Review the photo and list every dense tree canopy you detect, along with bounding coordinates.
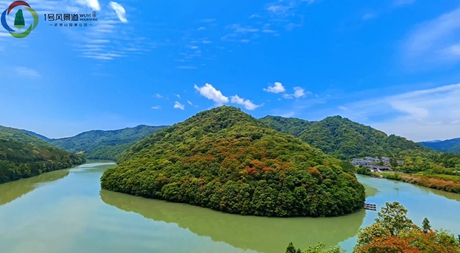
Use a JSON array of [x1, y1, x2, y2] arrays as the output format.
[[285, 202, 460, 253], [259, 116, 313, 138], [259, 116, 438, 160], [0, 135, 85, 184], [101, 106, 365, 217], [354, 202, 460, 253], [38, 125, 167, 160], [0, 125, 51, 147]]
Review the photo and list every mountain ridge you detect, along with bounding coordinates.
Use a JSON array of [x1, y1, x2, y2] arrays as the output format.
[[259, 115, 438, 160], [24, 125, 168, 160], [420, 137, 460, 154]]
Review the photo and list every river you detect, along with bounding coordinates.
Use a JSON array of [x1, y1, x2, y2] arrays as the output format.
[[0, 162, 459, 253]]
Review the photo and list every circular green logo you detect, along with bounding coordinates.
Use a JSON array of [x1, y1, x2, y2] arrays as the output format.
[[1, 1, 38, 39]]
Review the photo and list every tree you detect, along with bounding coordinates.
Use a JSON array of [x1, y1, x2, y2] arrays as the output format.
[[354, 202, 460, 253], [286, 242, 297, 253], [285, 242, 345, 253], [390, 157, 398, 167], [422, 218, 431, 233], [373, 201, 416, 236]]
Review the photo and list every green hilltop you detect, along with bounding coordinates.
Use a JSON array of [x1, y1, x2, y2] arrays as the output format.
[[259, 115, 438, 160], [101, 106, 365, 217]]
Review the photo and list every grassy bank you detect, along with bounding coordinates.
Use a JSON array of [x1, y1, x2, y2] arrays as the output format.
[[370, 171, 460, 194]]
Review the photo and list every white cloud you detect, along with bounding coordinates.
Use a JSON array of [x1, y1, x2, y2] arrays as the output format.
[[109, 2, 128, 23], [202, 40, 212, 44], [197, 27, 206, 31], [283, 87, 308, 99], [403, 8, 460, 65], [76, 0, 101, 11], [336, 83, 460, 141], [267, 5, 291, 15], [151, 106, 161, 110], [293, 87, 307, 98], [174, 101, 185, 110], [263, 82, 285, 93], [227, 24, 259, 33], [194, 83, 229, 105], [187, 100, 193, 105], [153, 93, 162, 98], [230, 95, 263, 110], [15, 67, 40, 78], [175, 94, 180, 98]]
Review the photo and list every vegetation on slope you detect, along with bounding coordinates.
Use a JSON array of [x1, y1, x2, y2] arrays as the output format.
[[0, 125, 51, 147], [47, 125, 166, 160], [285, 202, 460, 253], [101, 106, 365, 217], [357, 153, 460, 193], [0, 137, 85, 184], [260, 116, 436, 160], [420, 138, 460, 154], [259, 116, 313, 138]]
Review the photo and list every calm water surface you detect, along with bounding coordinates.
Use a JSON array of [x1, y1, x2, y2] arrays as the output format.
[[0, 163, 459, 253]]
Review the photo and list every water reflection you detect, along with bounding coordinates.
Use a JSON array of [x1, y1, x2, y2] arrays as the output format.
[[0, 169, 70, 206], [100, 189, 367, 253]]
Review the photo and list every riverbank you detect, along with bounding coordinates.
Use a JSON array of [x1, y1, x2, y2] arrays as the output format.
[[358, 171, 460, 194]]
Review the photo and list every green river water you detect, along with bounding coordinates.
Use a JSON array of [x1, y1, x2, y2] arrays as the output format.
[[0, 162, 459, 253]]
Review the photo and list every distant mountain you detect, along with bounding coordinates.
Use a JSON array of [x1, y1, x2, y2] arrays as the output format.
[[420, 138, 460, 154], [49, 125, 167, 160], [102, 106, 365, 217], [20, 129, 51, 142], [0, 125, 85, 184], [0, 125, 51, 147], [260, 115, 437, 160]]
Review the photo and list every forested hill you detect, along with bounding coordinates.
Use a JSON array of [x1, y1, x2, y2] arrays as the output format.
[[420, 138, 460, 154], [102, 106, 365, 217], [259, 115, 437, 160], [0, 125, 51, 147], [46, 125, 167, 160], [20, 129, 51, 142], [258, 116, 313, 138], [0, 125, 85, 184]]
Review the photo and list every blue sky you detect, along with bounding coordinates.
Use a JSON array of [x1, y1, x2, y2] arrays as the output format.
[[0, 0, 460, 141]]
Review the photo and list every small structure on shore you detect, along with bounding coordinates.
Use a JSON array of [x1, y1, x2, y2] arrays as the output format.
[[364, 203, 377, 211]]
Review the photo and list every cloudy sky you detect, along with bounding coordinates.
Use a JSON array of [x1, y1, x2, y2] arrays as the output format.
[[0, 0, 459, 142]]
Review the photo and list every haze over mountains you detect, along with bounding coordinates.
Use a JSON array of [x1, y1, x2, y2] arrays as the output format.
[[420, 138, 460, 154]]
